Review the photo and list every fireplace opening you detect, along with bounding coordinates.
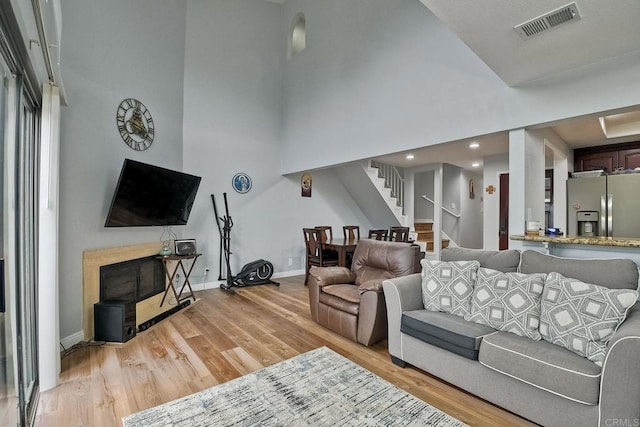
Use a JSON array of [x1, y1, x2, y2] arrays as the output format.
[[100, 256, 165, 303]]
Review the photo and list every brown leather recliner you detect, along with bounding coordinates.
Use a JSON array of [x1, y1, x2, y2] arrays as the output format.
[[308, 239, 423, 346]]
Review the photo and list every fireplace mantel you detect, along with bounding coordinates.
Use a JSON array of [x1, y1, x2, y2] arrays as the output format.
[[82, 241, 172, 340]]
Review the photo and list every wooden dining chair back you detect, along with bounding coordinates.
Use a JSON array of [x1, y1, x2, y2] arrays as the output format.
[[315, 226, 333, 243], [303, 228, 338, 285], [367, 229, 388, 241], [389, 226, 410, 242], [343, 225, 360, 241]]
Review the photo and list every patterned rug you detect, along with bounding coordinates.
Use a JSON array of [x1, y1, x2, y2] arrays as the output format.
[[123, 346, 467, 427]]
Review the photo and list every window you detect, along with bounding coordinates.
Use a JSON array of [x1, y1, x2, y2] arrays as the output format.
[[290, 13, 306, 56]]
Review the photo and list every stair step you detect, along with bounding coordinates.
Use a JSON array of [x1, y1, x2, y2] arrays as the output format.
[[416, 230, 434, 240], [414, 222, 433, 231], [420, 239, 450, 252]]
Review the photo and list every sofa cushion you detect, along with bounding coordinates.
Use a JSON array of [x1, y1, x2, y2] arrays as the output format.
[[441, 247, 521, 272], [520, 250, 639, 290], [465, 268, 546, 340], [479, 332, 602, 405], [421, 260, 479, 317], [539, 272, 638, 366], [402, 310, 496, 360]]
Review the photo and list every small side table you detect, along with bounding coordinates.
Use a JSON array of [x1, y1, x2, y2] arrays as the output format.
[[157, 253, 202, 307]]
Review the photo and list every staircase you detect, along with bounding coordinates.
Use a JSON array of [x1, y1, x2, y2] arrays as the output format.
[[365, 161, 408, 226], [414, 222, 450, 252]]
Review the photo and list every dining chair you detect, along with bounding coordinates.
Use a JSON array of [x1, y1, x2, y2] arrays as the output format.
[[343, 225, 360, 240], [315, 225, 339, 259], [303, 228, 339, 285], [389, 226, 410, 242], [315, 226, 333, 242], [368, 229, 388, 241]]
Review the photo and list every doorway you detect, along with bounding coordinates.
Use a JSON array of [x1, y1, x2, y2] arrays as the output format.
[[499, 173, 509, 250]]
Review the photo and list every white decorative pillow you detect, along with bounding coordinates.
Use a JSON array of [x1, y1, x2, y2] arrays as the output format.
[[540, 272, 638, 366], [421, 259, 479, 317], [465, 268, 546, 340]]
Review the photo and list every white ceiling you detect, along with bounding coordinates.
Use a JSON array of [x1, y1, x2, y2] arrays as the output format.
[[419, 0, 640, 86], [373, 0, 640, 171]]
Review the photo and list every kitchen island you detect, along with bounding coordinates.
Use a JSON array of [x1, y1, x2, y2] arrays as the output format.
[[510, 234, 640, 267]]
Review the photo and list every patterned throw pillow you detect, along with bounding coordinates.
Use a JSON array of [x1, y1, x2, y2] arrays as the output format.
[[421, 259, 479, 318], [540, 272, 638, 366], [465, 268, 547, 340]]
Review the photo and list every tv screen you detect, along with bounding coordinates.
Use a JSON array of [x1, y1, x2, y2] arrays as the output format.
[[105, 159, 202, 227]]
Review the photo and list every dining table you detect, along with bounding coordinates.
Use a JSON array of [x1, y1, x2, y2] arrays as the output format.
[[321, 237, 359, 268]]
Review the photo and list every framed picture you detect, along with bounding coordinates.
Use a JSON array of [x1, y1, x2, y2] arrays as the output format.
[[175, 239, 197, 256], [301, 173, 312, 197], [232, 172, 252, 194]]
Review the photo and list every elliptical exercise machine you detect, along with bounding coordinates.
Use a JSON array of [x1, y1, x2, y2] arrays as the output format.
[[212, 193, 279, 293]]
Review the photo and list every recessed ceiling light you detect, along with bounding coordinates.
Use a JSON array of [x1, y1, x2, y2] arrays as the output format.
[[598, 111, 640, 139], [469, 142, 480, 149], [471, 162, 481, 168], [406, 154, 415, 160]]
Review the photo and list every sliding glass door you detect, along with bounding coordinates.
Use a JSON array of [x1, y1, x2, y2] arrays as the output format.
[[15, 81, 39, 425], [0, 35, 41, 427], [0, 55, 17, 427]]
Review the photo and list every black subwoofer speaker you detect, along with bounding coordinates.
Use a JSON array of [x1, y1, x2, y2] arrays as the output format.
[[94, 301, 136, 342]]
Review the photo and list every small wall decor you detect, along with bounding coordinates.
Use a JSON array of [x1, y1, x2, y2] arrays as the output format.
[[469, 179, 475, 199], [301, 173, 312, 197], [116, 98, 155, 151], [486, 185, 496, 195], [232, 172, 252, 194]]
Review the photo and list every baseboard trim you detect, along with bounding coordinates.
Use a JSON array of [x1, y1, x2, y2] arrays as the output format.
[[60, 330, 85, 350], [190, 269, 305, 291], [273, 269, 305, 279]]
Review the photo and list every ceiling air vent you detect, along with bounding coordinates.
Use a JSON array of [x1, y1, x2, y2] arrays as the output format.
[[515, 3, 581, 39]]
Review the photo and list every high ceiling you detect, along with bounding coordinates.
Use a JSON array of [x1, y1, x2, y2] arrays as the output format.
[[419, 0, 640, 86], [374, 0, 640, 171]]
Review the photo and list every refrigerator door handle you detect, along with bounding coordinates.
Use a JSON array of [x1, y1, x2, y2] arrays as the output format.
[[608, 194, 613, 237], [601, 194, 607, 237]]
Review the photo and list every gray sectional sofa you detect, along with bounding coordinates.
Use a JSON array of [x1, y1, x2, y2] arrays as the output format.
[[382, 247, 640, 427]]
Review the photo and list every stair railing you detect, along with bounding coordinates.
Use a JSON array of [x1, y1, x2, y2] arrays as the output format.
[[371, 160, 404, 215], [421, 195, 461, 219]]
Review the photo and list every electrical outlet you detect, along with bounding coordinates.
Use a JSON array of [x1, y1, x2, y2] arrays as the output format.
[[288, 257, 293, 266], [204, 267, 210, 275]]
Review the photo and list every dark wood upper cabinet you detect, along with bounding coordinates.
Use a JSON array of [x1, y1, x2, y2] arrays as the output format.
[[618, 148, 640, 170], [574, 141, 640, 172]]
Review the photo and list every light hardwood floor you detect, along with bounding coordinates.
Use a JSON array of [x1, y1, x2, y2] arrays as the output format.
[[35, 276, 535, 427]]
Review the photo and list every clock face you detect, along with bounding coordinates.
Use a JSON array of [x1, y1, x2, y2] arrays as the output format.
[[116, 98, 155, 151]]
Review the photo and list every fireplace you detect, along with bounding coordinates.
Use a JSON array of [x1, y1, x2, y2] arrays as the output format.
[[83, 241, 171, 340], [100, 256, 165, 303]]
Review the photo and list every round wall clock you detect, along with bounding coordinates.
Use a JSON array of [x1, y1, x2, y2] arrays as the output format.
[[116, 98, 155, 151], [232, 173, 252, 194]]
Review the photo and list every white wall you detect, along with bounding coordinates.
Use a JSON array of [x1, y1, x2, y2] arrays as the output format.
[[459, 169, 483, 248], [280, 0, 640, 174], [58, 0, 188, 339], [182, 0, 372, 281]]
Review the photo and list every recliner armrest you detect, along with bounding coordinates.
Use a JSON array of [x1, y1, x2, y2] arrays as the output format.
[[359, 279, 384, 294], [309, 266, 355, 287]]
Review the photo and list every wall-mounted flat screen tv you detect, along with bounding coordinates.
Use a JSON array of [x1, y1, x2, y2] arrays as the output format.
[[105, 159, 202, 227]]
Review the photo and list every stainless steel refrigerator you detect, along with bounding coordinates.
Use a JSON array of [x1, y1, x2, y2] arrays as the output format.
[[567, 174, 640, 238]]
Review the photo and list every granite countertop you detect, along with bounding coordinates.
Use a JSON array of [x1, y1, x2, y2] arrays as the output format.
[[510, 234, 640, 248]]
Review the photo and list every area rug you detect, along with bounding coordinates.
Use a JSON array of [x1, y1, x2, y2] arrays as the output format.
[[123, 346, 467, 427]]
